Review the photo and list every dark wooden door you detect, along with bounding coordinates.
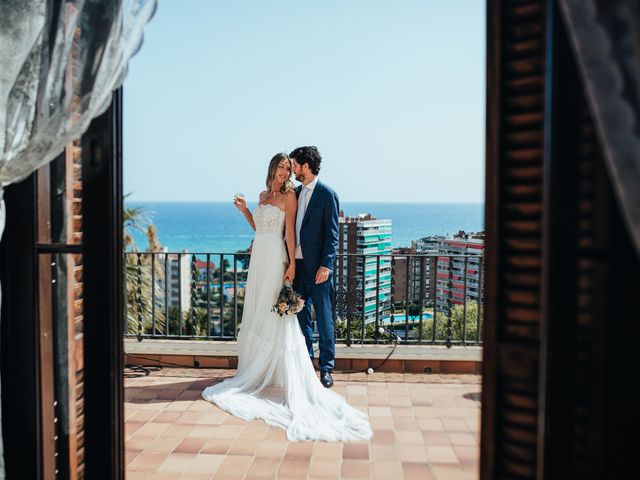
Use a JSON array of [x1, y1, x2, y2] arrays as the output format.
[[0, 91, 124, 480]]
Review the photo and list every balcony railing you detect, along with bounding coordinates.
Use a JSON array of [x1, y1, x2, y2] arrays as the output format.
[[124, 252, 484, 346]]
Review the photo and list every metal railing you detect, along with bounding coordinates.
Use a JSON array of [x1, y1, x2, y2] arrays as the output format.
[[124, 252, 484, 346]]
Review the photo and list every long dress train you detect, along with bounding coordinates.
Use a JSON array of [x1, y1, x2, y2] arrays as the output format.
[[202, 203, 372, 442]]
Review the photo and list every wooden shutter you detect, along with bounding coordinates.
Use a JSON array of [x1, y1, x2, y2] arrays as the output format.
[[1, 137, 87, 480], [482, 1, 640, 478], [482, 0, 547, 478], [36, 144, 86, 480]]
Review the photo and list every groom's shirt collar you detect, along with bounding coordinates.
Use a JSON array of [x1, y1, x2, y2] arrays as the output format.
[[304, 176, 319, 192]]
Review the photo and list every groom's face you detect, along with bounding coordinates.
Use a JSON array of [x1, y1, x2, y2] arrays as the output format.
[[292, 158, 306, 183]]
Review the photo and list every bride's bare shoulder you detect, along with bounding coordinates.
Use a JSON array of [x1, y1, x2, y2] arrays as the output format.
[[258, 190, 268, 202], [284, 191, 297, 210]]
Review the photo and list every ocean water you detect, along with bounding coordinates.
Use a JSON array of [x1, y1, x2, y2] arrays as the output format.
[[126, 201, 485, 253]]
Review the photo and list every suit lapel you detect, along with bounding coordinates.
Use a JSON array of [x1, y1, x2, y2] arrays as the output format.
[[302, 181, 321, 226]]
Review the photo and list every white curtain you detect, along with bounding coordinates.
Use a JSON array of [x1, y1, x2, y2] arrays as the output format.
[[0, 0, 157, 476]]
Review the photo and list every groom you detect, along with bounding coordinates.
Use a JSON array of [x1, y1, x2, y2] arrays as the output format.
[[290, 146, 339, 389]]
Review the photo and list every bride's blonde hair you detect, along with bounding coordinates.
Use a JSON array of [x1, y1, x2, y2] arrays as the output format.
[[266, 153, 295, 194]]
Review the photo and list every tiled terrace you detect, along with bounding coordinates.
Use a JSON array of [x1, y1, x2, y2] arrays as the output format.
[[125, 368, 481, 480]]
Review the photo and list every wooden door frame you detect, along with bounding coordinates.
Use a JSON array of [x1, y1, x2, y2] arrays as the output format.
[[480, 0, 500, 474], [481, 0, 547, 478], [81, 88, 125, 480]]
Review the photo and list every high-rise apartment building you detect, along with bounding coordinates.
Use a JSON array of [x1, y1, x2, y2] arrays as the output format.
[[155, 250, 192, 314], [338, 213, 392, 324], [390, 247, 415, 303], [434, 231, 485, 312], [410, 236, 442, 304]]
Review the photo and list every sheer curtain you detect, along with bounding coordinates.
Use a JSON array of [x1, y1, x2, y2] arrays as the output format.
[[0, 0, 157, 476]]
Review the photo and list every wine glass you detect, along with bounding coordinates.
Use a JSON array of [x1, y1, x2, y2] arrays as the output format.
[[233, 192, 246, 210]]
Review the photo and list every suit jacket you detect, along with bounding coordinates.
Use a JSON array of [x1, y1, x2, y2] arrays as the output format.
[[295, 180, 340, 276]]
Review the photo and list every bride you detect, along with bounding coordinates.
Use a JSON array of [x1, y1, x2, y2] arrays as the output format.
[[201, 153, 372, 442]]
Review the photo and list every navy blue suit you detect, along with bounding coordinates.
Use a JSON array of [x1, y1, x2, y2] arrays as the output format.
[[293, 180, 339, 373]]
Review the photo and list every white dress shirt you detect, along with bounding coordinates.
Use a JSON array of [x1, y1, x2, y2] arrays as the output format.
[[295, 176, 318, 259]]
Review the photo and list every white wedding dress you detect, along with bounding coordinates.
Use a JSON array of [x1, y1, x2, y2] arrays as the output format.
[[202, 203, 372, 442]]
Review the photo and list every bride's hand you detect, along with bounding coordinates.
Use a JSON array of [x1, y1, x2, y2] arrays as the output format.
[[283, 265, 295, 283], [233, 195, 248, 213]]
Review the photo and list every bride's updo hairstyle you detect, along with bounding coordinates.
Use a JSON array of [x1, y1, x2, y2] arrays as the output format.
[[266, 153, 295, 194]]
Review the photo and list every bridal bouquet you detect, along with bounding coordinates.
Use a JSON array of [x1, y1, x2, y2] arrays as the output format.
[[272, 280, 305, 317]]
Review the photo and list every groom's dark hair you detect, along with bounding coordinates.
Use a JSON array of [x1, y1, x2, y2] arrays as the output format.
[[290, 146, 322, 175]]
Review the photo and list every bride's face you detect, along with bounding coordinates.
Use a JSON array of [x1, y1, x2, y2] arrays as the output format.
[[273, 160, 291, 187]]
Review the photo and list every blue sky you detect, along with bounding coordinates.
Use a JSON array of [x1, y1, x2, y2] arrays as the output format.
[[123, 0, 486, 203]]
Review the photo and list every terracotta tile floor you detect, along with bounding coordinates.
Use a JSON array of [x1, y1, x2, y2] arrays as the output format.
[[125, 368, 481, 479]]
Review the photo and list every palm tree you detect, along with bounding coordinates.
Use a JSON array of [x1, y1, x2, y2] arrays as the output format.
[[124, 192, 150, 252], [124, 194, 165, 335]]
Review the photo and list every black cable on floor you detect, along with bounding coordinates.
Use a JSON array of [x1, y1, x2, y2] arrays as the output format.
[[124, 363, 156, 378], [334, 333, 400, 375], [124, 352, 197, 376]]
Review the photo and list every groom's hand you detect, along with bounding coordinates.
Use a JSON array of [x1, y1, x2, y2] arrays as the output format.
[[315, 266, 330, 284]]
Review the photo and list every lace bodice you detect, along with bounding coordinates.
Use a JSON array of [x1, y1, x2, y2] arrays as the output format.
[[254, 204, 286, 234]]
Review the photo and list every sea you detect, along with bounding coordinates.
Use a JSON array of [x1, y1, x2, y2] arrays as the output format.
[[126, 201, 485, 254]]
